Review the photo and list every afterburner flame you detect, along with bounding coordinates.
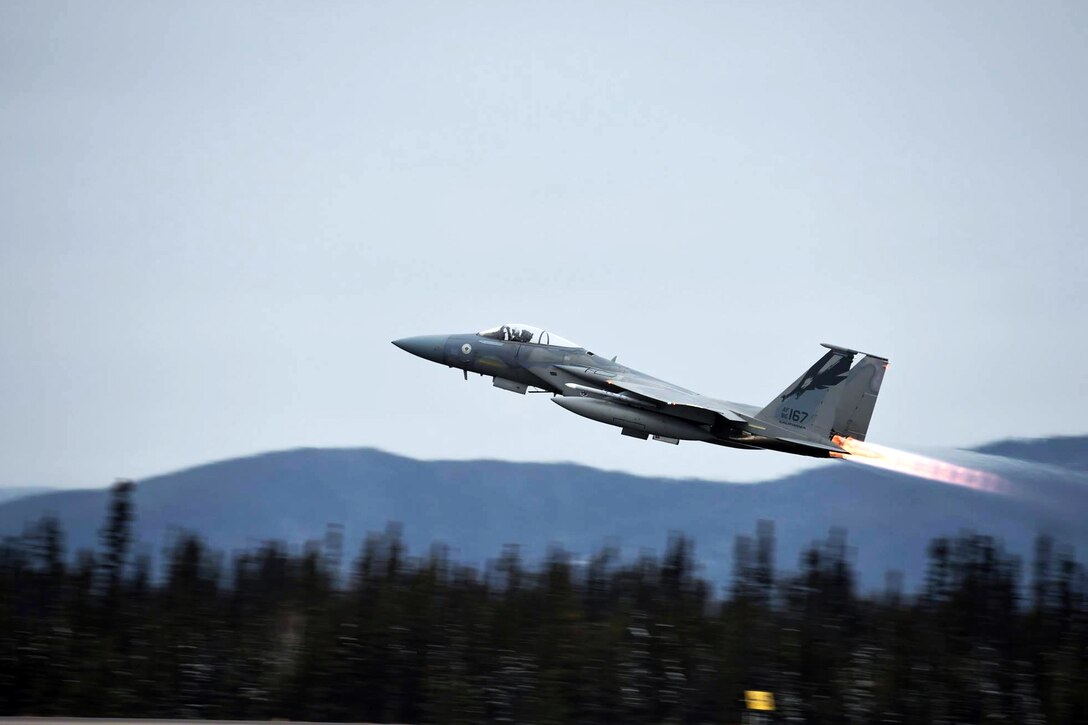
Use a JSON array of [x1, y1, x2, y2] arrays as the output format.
[[831, 436, 1008, 494]]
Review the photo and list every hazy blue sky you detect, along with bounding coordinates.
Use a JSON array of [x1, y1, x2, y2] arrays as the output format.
[[2, 2, 1085, 489]]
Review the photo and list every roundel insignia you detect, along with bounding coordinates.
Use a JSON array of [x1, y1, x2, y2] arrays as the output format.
[[461, 343, 472, 355]]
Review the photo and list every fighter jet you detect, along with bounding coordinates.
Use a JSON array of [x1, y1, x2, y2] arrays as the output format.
[[392, 323, 887, 458]]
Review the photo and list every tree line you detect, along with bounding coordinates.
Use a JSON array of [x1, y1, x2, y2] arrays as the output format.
[[1, 481, 1086, 723]]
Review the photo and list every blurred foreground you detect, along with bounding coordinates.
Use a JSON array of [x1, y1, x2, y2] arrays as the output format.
[[1, 482, 1086, 724], [0, 721, 354, 725]]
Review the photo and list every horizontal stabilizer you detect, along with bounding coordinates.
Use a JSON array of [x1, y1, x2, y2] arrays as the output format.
[[775, 436, 846, 454]]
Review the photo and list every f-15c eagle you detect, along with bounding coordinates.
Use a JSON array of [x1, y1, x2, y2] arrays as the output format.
[[393, 323, 887, 459]]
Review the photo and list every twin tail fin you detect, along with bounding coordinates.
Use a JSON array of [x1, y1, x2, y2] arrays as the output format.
[[755, 343, 888, 443]]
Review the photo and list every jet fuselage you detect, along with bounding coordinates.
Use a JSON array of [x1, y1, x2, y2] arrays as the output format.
[[393, 323, 888, 459]]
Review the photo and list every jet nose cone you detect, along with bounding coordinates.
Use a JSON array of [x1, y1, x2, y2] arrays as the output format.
[[392, 335, 449, 364]]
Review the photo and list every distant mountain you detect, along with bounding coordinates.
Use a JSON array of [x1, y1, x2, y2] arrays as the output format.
[[975, 435, 1088, 473], [0, 437, 1085, 591], [0, 487, 54, 506]]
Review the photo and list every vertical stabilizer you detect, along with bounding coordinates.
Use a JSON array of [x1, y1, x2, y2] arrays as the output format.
[[755, 346, 857, 440], [830, 354, 887, 441]]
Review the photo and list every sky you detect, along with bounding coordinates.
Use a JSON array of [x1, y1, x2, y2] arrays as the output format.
[[1, 1, 1086, 490]]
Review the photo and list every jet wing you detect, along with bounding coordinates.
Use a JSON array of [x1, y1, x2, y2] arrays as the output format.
[[551, 365, 754, 425], [604, 376, 751, 424]]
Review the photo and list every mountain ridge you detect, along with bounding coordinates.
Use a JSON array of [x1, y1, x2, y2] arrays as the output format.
[[1, 436, 1085, 591]]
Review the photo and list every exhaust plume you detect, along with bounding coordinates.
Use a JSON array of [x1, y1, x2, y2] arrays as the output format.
[[831, 435, 1009, 494]]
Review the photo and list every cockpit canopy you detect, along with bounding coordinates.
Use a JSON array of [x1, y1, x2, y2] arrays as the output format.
[[477, 323, 581, 348]]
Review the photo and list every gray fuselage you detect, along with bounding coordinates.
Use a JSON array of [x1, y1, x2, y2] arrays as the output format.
[[443, 333, 625, 393], [393, 327, 885, 459]]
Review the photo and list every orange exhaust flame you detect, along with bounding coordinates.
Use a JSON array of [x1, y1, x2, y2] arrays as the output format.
[[831, 436, 1008, 494]]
